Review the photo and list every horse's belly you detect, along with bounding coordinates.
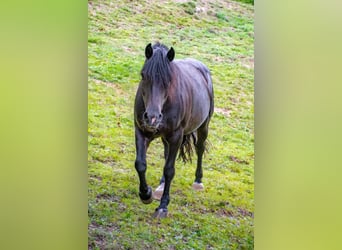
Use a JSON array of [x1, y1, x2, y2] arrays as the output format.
[[184, 100, 210, 134]]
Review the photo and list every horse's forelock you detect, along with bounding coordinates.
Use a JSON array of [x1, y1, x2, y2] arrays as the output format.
[[142, 46, 172, 89], [152, 42, 169, 51]]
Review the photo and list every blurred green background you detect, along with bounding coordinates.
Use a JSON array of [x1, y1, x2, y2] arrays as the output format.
[[255, 1, 342, 249]]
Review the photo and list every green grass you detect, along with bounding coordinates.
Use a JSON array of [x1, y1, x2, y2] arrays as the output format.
[[88, 0, 254, 249]]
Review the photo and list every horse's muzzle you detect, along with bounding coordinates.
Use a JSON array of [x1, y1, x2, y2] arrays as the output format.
[[143, 111, 163, 129]]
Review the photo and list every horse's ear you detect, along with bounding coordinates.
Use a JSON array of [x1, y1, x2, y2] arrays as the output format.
[[167, 47, 175, 62], [145, 43, 153, 59]]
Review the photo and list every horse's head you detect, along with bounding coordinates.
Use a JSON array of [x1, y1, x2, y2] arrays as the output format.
[[140, 43, 175, 130]]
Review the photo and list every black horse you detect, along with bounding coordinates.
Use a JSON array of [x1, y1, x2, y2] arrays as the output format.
[[134, 43, 214, 218]]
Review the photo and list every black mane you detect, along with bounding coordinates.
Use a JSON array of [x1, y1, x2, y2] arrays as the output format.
[[141, 43, 172, 88]]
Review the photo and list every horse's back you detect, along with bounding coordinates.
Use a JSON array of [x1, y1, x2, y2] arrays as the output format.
[[174, 58, 213, 92]]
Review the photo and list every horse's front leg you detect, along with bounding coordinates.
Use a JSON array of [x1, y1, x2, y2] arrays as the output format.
[[152, 138, 168, 200], [134, 127, 153, 204], [153, 130, 183, 218]]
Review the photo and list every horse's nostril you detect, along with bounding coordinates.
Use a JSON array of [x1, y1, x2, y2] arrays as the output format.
[[143, 112, 148, 120]]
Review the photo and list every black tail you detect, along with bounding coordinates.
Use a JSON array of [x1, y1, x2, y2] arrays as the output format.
[[178, 132, 211, 163], [178, 133, 196, 163]]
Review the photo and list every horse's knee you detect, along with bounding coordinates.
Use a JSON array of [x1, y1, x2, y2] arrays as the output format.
[[135, 159, 146, 173]]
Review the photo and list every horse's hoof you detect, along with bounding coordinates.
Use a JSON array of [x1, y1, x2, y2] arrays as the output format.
[[153, 182, 165, 200], [139, 186, 153, 204], [152, 208, 168, 219], [192, 182, 204, 190], [141, 195, 153, 204]]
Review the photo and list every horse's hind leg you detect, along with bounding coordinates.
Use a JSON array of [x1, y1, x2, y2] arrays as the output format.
[[193, 120, 209, 191], [153, 138, 168, 200]]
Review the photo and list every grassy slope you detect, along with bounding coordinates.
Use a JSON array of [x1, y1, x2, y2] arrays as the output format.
[[88, 0, 254, 249]]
